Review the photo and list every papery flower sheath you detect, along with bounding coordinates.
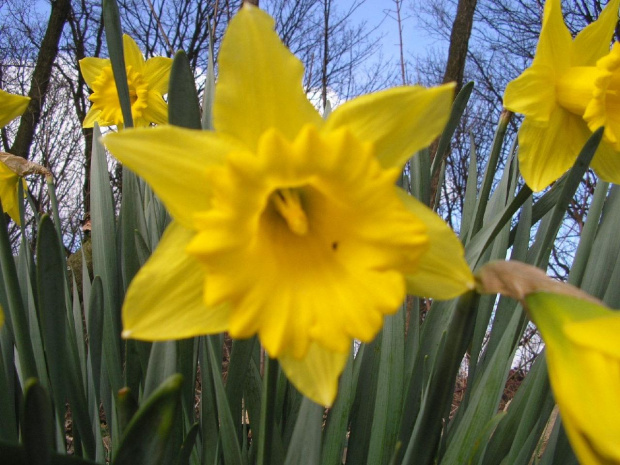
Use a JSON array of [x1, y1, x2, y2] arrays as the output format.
[[525, 292, 620, 465], [504, 0, 620, 192], [79, 35, 172, 128], [103, 5, 474, 406]]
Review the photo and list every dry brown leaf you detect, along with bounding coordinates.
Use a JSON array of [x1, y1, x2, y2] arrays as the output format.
[[475, 260, 603, 305], [0, 152, 51, 177]]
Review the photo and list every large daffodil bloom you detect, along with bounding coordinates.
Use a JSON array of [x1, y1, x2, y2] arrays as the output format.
[[79, 35, 172, 128], [526, 292, 620, 465], [504, 0, 620, 192], [103, 5, 474, 406]]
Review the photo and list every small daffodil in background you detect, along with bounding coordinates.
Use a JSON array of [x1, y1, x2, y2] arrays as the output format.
[[526, 293, 620, 465], [504, 0, 620, 192], [0, 88, 30, 224], [103, 4, 474, 406], [79, 35, 172, 128]]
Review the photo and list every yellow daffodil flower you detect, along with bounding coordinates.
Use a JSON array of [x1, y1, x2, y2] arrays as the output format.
[[0, 88, 30, 127], [103, 4, 474, 406], [0, 162, 26, 225], [504, 0, 620, 192], [79, 35, 172, 128], [525, 292, 620, 465], [0, 89, 30, 225]]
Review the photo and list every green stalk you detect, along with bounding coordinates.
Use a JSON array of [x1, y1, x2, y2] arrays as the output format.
[[0, 201, 38, 380], [471, 110, 512, 236], [401, 291, 477, 465], [257, 355, 279, 465], [45, 175, 64, 254]]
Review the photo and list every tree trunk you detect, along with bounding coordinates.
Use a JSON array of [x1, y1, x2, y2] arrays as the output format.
[[10, 0, 71, 160], [442, 0, 477, 94], [430, 0, 477, 208]]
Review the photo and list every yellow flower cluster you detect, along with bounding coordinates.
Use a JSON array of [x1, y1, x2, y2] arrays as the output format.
[[504, 0, 620, 191]]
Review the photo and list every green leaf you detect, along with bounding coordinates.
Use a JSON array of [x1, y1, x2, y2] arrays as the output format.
[[36, 215, 68, 421], [430, 81, 474, 179], [481, 355, 554, 465], [346, 336, 382, 464], [470, 111, 512, 236], [0, 201, 38, 380], [90, 124, 123, 394], [168, 51, 202, 129], [201, 39, 216, 130], [321, 351, 355, 465], [283, 398, 323, 465], [401, 292, 477, 465], [22, 379, 53, 465], [113, 374, 183, 465], [567, 180, 608, 288], [102, 0, 132, 127], [226, 336, 257, 440], [459, 134, 479, 242], [367, 308, 405, 465], [206, 336, 243, 465]]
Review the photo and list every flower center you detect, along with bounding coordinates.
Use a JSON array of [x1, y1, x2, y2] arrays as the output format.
[[556, 67, 600, 116], [188, 125, 429, 360], [89, 64, 149, 126], [270, 188, 308, 235]]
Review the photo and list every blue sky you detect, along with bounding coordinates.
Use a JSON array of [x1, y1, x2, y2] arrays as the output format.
[[345, 0, 436, 63]]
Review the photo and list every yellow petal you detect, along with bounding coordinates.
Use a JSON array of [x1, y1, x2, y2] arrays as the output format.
[[123, 34, 145, 72], [517, 109, 591, 192], [0, 162, 22, 225], [0, 89, 30, 128], [82, 108, 108, 129], [103, 126, 238, 229], [503, 65, 556, 122], [397, 190, 474, 299], [525, 292, 620, 464], [79, 57, 110, 88], [323, 84, 455, 169], [213, 4, 322, 151], [278, 342, 349, 406], [143, 93, 169, 125], [565, 315, 620, 359], [0, 305, 4, 328], [145, 56, 173, 94], [572, 0, 620, 66], [535, 0, 572, 71], [590, 138, 620, 185], [122, 222, 229, 340]]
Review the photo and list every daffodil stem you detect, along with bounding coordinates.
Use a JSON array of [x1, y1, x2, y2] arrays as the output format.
[[46, 176, 64, 255], [257, 355, 279, 465]]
